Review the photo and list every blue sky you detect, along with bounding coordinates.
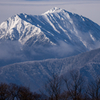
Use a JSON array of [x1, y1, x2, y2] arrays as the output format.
[[0, 0, 100, 25]]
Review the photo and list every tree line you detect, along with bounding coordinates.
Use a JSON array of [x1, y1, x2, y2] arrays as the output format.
[[44, 70, 100, 100], [0, 70, 100, 100], [0, 83, 41, 100]]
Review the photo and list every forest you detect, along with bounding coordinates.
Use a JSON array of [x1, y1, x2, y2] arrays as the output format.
[[0, 70, 100, 100]]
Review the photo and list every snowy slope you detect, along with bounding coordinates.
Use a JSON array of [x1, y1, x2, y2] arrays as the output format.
[[0, 47, 100, 91], [0, 7, 100, 66], [0, 7, 100, 49]]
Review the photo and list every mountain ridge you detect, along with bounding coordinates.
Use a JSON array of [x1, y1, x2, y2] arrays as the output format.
[[0, 7, 100, 66], [0, 7, 100, 48], [0, 47, 100, 91]]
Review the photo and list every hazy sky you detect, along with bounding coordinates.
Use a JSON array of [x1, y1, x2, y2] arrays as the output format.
[[0, 0, 100, 25]]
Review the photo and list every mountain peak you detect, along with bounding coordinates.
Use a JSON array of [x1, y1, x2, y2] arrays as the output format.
[[43, 7, 62, 15], [0, 7, 100, 55]]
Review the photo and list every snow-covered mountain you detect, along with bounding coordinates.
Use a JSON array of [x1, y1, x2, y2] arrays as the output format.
[[0, 7, 100, 91], [0, 7, 100, 48], [0, 7, 100, 66], [0, 47, 100, 92]]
